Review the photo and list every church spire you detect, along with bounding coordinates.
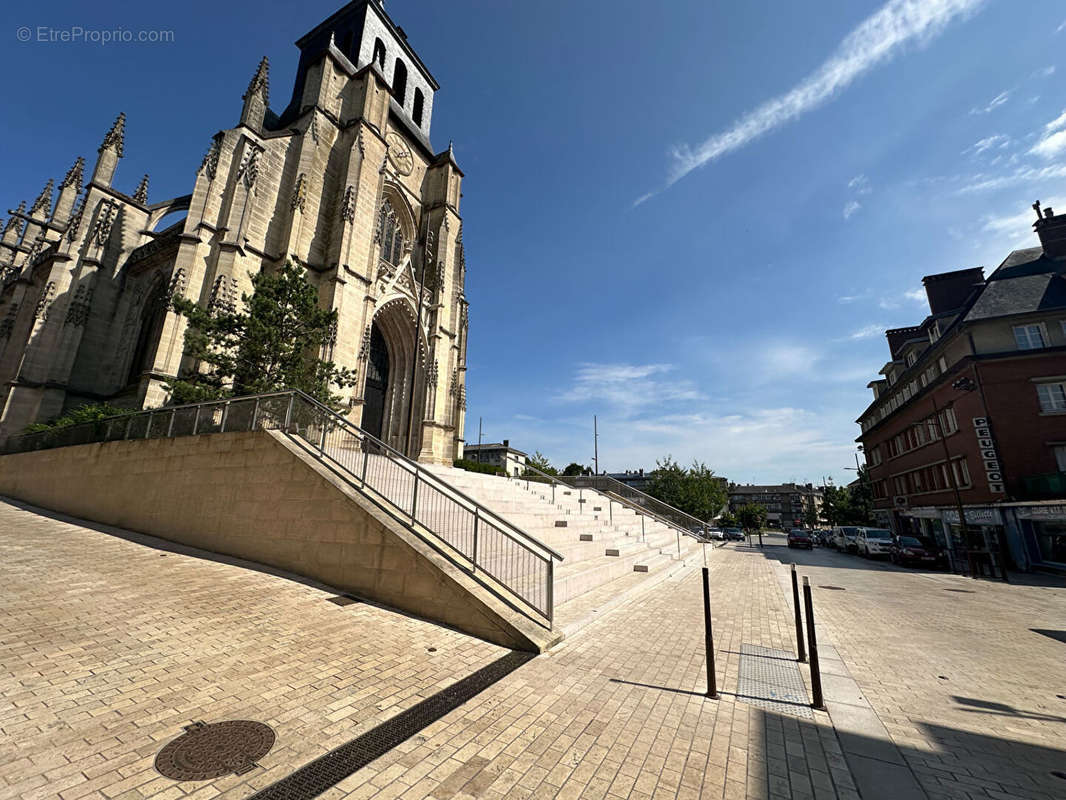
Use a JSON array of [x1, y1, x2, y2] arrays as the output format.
[[240, 57, 270, 131], [60, 157, 85, 191], [91, 112, 126, 187], [29, 179, 54, 218], [133, 174, 149, 205], [2, 202, 25, 245]]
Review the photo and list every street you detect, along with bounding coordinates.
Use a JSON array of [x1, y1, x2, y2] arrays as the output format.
[[757, 532, 1066, 800]]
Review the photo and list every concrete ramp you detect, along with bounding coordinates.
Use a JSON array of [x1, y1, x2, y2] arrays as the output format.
[[0, 430, 559, 652]]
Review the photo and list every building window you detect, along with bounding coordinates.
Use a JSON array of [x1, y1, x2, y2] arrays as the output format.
[[1014, 323, 1046, 350], [928, 322, 940, 343], [1037, 382, 1066, 413], [378, 200, 405, 265], [1053, 445, 1066, 472], [906, 352, 917, 367], [413, 88, 424, 127], [393, 59, 408, 106], [940, 406, 958, 434], [938, 356, 947, 373], [373, 38, 386, 69]]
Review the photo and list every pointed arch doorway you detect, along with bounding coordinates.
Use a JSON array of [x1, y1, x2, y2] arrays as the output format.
[[361, 324, 389, 440], [360, 299, 427, 457]]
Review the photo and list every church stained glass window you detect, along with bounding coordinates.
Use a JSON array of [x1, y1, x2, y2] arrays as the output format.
[[378, 200, 405, 266]]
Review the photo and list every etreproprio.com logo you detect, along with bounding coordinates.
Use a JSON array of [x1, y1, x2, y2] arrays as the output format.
[[16, 26, 175, 44]]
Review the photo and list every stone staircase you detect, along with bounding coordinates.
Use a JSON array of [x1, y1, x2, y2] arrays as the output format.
[[423, 465, 705, 631]]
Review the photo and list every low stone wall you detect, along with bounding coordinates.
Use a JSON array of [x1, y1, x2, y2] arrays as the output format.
[[0, 430, 556, 651]]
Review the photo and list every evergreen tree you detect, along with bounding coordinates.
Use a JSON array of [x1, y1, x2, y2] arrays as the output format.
[[168, 263, 357, 406]]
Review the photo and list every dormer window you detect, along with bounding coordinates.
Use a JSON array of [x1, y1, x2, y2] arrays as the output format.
[[928, 322, 940, 343], [378, 200, 405, 266]]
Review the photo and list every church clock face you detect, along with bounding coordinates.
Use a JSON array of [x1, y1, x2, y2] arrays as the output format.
[[385, 132, 414, 176]]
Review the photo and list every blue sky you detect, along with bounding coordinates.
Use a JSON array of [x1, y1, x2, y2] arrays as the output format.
[[2, 1, 1063, 484]]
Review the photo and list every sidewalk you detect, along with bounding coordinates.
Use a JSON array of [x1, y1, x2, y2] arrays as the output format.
[[1, 498, 858, 799]]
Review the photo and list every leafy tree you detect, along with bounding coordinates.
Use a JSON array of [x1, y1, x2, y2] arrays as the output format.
[[646, 456, 728, 522], [525, 451, 558, 476], [821, 473, 874, 526], [168, 263, 357, 406], [718, 511, 739, 528], [736, 502, 768, 533], [24, 402, 135, 433], [804, 507, 819, 529], [562, 462, 589, 476]]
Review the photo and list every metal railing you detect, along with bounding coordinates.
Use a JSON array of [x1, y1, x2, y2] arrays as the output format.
[[3, 390, 563, 626], [509, 460, 713, 548]]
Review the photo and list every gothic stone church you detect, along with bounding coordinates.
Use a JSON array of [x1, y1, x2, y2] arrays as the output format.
[[0, 0, 469, 463]]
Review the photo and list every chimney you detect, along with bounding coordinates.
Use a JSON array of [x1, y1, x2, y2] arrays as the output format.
[[1033, 201, 1066, 260], [921, 267, 985, 315], [502, 439, 509, 448]]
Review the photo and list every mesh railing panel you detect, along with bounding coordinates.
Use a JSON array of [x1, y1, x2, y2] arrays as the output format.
[[1, 390, 557, 623]]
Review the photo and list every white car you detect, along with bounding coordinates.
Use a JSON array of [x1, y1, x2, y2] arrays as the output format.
[[705, 528, 726, 541], [857, 528, 894, 558]]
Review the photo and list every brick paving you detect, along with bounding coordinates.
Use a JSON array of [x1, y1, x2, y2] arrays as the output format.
[[769, 538, 1066, 800], [0, 498, 860, 799]]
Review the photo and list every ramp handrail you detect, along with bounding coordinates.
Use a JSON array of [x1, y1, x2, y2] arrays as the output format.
[[511, 460, 711, 544], [3, 390, 562, 625]]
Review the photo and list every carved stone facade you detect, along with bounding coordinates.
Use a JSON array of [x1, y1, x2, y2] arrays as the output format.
[[0, 0, 468, 463]]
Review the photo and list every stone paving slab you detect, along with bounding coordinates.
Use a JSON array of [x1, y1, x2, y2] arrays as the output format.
[[767, 537, 1066, 800], [0, 499, 858, 800], [0, 498, 507, 800]]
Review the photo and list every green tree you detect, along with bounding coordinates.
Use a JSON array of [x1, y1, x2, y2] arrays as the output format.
[[821, 474, 874, 526], [168, 263, 357, 406], [718, 511, 739, 528], [24, 402, 135, 433], [736, 502, 768, 533], [525, 451, 558, 476], [562, 462, 588, 476], [646, 456, 728, 522], [804, 506, 819, 529]]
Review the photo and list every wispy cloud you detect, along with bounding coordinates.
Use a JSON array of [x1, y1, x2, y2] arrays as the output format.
[[956, 162, 1066, 194], [903, 288, 926, 303], [1057, 20, 1066, 33], [556, 362, 704, 411], [848, 174, 872, 195], [1034, 65, 1056, 79], [850, 324, 886, 340], [838, 293, 867, 304], [966, 134, 1010, 155], [982, 198, 1061, 241], [970, 90, 1010, 115], [1031, 109, 1066, 159], [843, 200, 863, 220], [637, 0, 985, 202]]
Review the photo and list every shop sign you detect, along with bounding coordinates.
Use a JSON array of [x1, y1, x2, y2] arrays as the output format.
[[943, 507, 1001, 525], [972, 417, 1004, 493], [905, 507, 941, 519], [1013, 505, 1066, 521]]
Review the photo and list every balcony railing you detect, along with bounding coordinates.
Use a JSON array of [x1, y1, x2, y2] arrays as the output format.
[[3, 390, 563, 626]]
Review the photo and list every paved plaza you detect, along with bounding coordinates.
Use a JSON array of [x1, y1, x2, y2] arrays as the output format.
[[2, 497, 1065, 800]]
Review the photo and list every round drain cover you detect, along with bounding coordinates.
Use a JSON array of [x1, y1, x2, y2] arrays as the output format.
[[155, 720, 275, 781]]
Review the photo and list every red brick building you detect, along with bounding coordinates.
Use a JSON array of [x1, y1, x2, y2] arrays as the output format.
[[855, 202, 1066, 573]]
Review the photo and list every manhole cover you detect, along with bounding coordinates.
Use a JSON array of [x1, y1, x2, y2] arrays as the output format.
[[945, 589, 975, 593], [820, 586, 846, 591], [155, 720, 274, 781]]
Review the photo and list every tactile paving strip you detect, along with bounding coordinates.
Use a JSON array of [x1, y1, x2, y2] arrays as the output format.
[[737, 643, 813, 718], [247, 650, 534, 799]]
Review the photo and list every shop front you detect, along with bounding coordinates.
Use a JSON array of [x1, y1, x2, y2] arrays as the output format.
[[942, 507, 1009, 577], [1006, 504, 1066, 572]]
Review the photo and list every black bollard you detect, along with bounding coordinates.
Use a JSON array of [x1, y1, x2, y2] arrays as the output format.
[[802, 577, 825, 710], [701, 567, 718, 699], [791, 565, 806, 663]]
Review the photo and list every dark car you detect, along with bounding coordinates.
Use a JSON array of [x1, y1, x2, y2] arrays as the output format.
[[787, 529, 813, 549], [723, 528, 745, 541], [890, 535, 939, 567]]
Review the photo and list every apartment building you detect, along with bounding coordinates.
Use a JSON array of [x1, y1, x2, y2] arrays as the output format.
[[856, 201, 1066, 573]]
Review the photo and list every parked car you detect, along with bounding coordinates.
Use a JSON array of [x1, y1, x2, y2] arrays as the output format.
[[857, 528, 894, 558], [787, 529, 813, 549], [705, 528, 726, 541], [723, 528, 745, 541], [889, 535, 939, 567], [830, 526, 862, 552]]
